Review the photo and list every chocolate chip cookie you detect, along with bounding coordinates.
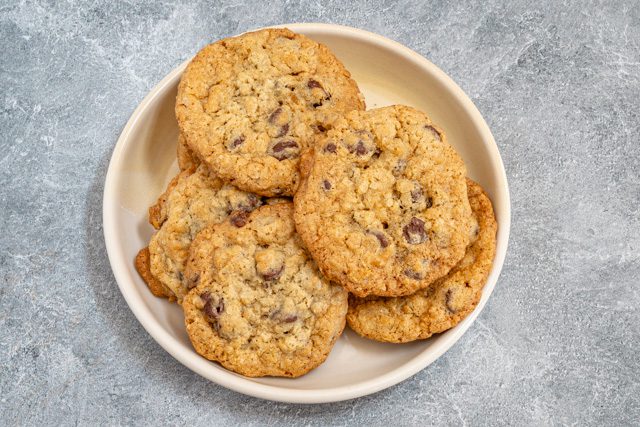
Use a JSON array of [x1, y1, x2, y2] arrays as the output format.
[[346, 179, 497, 343], [294, 105, 473, 297], [183, 202, 348, 377], [176, 28, 365, 197], [148, 164, 264, 303]]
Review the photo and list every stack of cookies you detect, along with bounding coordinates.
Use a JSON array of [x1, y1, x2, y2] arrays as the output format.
[[135, 28, 497, 378]]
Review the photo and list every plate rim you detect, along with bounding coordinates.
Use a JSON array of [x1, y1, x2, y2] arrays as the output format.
[[103, 22, 511, 404]]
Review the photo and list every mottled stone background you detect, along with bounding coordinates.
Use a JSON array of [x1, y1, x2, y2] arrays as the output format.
[[1, 0, 638, 425]]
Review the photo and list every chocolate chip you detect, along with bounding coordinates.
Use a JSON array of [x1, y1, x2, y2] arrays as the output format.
[[203, 297, 225, 322], [307, 79, 331, 105], [404, 269, 424, 280], [200, 291, 211, 303], [272, 140, 298, 151], [270, 140, 299, 161], [261, 265, 284, 281], [268, 107, 282, 124], [410, 185, 423, 203], [353, 140, 369, 156], [348, 131, 374, 157], [271, 310, 298, 323], [227, 135, 245, 151], [276, 123, 289, 138], [425, 197, 433, 208], [403, 217, 427, 244], [445, 289, 456, 312], [346, 140, 368, 156], [425, 125, 441, 142], [368, 230, 389, 248], [316, 124, 327, 133], [307, 79, 322, 89], [323, 180, 332, 190], [188, 273, 200, 289], [283, 314, 298, 323], [324, 142, 337, 153], [177, 271, 184, 281], [230, 210, 249, 227]]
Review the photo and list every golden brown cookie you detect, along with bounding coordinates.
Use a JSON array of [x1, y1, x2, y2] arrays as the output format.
[[183, 203, 348, 377], [346, 179, 497, 343], [294, 105, 473, 297], [134, 247, 176, 301], [176, 28, 365, 197], [148, 164, 264, 303]]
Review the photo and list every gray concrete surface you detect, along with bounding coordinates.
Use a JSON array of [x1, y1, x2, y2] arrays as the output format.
[[1, 0, 639, 425]]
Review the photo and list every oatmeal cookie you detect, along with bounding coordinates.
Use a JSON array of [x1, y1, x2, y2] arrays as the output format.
[[294, 105, 473, 297], [176, 28, 365, 196], [183, 202, 348, 377], [346, 179, 497, 342], [148, 164, 263, 302]]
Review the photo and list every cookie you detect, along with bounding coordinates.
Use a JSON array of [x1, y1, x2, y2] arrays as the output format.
[[177, 133, 200, 171], [176, 28, 365, 197], [134, 247, 176, 301], [346, 179, 497, 343], [148, 167, 192, 230], [294, 105, 473, 297], [148, 163, 264, 303], [183, 202, 348, 377]]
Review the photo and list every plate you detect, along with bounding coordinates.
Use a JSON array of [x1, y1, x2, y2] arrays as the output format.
[[103, 23, 510, 403]]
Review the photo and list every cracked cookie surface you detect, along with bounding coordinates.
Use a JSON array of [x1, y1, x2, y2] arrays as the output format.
[[183, 202, 348, 377], [294, 105, 473, 297], [148, 164, 263, 303], [176, 28, 365, 197], [346, 179, 497, 343]]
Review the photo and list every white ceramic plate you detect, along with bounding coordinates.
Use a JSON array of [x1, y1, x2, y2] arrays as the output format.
[[103, 23, 510, 403]]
